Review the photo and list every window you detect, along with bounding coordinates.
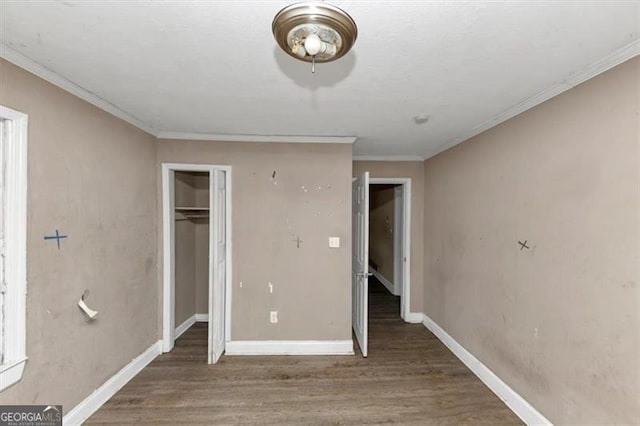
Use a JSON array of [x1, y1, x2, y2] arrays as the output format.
[[0, 106, 28, 392]]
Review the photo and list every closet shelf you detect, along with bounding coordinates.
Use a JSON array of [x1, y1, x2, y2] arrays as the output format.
[[175, 206, 209, 221], [175, 206, 209, 211]]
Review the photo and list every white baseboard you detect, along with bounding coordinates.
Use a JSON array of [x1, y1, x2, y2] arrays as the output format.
[[175, 314, 209, 339], [176, 314, 209, 339], [225, 340, 354, 355], [175, 315, 197, 339], [369, 267, 399, 296], [403, 312, 424, 323], [421, 314, 552, 425], [63, 340, 162, 425]]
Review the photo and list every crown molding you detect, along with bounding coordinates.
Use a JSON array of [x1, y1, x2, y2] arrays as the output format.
[[0, 47, 357, 146], [3, 37, 636, 157], [353, 155, 425, 162], [1, 44, 155, 136], [157, 131, 357, 144], [424, 39, 640, 160]]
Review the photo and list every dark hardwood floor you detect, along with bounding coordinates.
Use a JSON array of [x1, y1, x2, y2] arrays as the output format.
[[88, 278, 522, 425]]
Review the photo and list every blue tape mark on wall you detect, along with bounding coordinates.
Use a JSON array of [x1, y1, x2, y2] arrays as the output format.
[[44, 229, 68, 250]]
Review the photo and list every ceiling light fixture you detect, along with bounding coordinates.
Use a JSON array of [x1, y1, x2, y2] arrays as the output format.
[[272, 2, 357, 74]]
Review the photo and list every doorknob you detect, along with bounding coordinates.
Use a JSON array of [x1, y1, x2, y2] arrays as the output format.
[[357, 272, 373, 278]]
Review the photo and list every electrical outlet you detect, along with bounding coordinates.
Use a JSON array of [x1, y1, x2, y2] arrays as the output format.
[[329, 237, 340, 248], [270, 311, 278, 324]]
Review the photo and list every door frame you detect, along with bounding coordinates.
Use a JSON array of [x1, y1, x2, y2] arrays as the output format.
[[161, 163, 232, 353], [368, 177, 411, 321], [0, 106, 28, 390]]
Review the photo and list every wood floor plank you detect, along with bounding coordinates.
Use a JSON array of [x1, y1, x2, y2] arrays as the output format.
[[87, 278, 522, 425]]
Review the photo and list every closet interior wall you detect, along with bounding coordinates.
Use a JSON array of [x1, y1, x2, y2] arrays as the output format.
[[174, 171, 210, 327]]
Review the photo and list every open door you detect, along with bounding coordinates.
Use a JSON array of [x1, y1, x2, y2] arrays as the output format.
[[209, 169, 227, 364], [352, 172, 370, 357]]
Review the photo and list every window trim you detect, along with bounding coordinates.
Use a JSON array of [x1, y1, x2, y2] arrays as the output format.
[[0, 105, 28, 392]]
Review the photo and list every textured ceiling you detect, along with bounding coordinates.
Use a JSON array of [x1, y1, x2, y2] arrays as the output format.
[[1, 1, 638, 158]]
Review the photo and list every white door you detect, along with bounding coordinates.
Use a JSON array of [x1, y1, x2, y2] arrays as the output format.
[[209, 169, 227, 364], [352, 172, 370, 357]]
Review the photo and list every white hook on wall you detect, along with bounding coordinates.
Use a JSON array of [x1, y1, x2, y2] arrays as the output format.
[[78, 290, 98, 320]]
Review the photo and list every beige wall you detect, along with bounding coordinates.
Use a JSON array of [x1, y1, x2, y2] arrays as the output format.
[[422, 57, 639, 424], [195, 221, 209, 314], [175, 219, 196, 325], [0, 60, 158, 408], [193, 173, 209, 208], [192, 173, 210, 315], [369, 185, 396, 283], [158, 141, 353, 340], [353, 162, 424, 313], [174, 171, 196, 207], [174, 172, 197, 325]]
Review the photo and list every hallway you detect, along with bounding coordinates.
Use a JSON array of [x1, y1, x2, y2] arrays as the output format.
[[88, 278, 521, 424]]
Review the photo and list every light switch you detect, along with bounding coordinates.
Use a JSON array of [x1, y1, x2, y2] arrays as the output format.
[[329, 237, 340, 248]]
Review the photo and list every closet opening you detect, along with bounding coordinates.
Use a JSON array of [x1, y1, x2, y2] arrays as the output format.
[[162, 163, 231, 364], [174, 171, 210, 350]]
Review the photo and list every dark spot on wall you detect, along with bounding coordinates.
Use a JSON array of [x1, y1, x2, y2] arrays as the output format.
[[144, 257, 154, 274]]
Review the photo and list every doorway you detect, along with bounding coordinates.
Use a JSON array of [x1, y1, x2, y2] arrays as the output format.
[[352, 174, 411, 357], [368, 183, 403, 299], [173, 171, 209, 343], [161, 163, 232, 364]]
